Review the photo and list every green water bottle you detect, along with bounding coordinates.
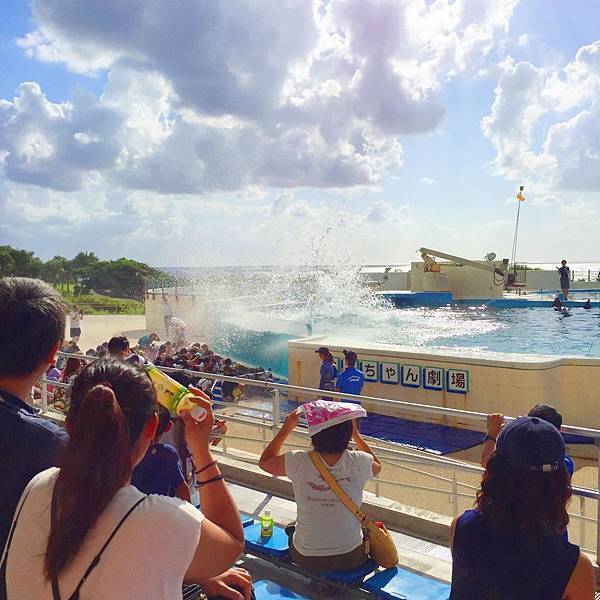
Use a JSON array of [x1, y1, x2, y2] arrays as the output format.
[[261, 509, 273, 538]]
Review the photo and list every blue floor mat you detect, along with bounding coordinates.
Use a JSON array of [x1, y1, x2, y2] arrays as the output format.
[[234, 397, 483, 455], [562, 432, 594, 445], [359, 414, 484, 455], [220, 397, 594, 450], [363, 566, 450, 600]]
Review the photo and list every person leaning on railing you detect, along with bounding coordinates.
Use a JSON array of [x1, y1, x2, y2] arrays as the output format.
[[2, 358, 249, 600], [450, 416, 595, 600]]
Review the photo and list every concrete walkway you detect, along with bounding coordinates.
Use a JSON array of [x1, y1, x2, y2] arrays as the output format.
[[66, 314, 146, 350]]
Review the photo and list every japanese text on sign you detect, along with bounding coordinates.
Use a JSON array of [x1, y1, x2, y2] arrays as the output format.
[[380, 362, 400, 384], [447, 369, 469, 393], [328, 353, 469, 392], [423, 367, 444, 391], [401, 364, 421, 388], [361, 360, 379, 382]]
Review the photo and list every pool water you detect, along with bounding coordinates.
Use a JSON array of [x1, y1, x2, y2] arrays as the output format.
[[306, 305, 600, 358], [210, 305, 600, 379]]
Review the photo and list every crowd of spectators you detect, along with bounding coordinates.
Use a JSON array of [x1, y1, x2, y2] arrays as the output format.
[[0, 276, 597, 599], [45, 329, 274, 414]]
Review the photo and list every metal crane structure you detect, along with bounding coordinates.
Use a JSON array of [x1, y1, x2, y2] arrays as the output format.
[[419, 247, 507, 282]]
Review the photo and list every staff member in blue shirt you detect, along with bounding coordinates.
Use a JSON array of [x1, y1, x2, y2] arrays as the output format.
[[0, 277, 69, 549], [335, 350, 365, 403], [315, 346, 336, 400]]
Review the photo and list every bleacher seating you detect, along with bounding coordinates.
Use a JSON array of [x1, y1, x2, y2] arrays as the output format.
[[244, 522, 290, 559], [254, 579, 311, 600], [241, 513, 254, 528], [363, 566, 450, 600], [318, 559, 378, 584], [242, 520, 450, 599]]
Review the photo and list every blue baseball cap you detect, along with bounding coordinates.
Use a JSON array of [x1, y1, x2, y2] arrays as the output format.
[[496, 416, 565, 473]]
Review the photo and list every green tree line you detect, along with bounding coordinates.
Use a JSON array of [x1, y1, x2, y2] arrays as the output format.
[[0, 245, 172, 300]]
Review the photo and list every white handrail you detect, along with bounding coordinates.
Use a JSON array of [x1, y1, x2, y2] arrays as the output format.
[[58, 352, 600, 439], [43, 355, 600, 557]]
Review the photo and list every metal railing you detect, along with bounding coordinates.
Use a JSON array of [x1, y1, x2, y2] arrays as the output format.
[[38, 355, 600, 558]]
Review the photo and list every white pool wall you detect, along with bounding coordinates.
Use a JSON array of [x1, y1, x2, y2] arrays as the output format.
[[288, 336, 600, 433]]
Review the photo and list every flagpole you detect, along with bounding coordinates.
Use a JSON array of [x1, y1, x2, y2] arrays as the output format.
[[510, 186, 524, 272]]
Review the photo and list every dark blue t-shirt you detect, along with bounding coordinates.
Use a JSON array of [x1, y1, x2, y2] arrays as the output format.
[[451, 509, 579, 600], [335, 367, 365, 400], [319, 362, 336, 390], [132, 442, 185, 497], [0, 390, 69, 549]]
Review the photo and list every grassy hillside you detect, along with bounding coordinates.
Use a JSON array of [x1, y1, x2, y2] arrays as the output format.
[[59, 289, 145, 315]]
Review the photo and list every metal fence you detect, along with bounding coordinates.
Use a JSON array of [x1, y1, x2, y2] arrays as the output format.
[[39, 354, 600, 558]]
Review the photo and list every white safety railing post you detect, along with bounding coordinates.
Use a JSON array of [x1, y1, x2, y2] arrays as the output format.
[[272, 389, 281, 434], [261, 411, 267, 450], [578, 495, 586, 550], [451, 472, 459, 517], [41, 380, 48, 413]]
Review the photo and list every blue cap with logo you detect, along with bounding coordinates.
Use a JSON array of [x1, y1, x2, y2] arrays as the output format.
[[496, 416, 565, 473]]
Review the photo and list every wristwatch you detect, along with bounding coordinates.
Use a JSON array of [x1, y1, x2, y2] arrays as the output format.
[[483, 434, 497, 444]]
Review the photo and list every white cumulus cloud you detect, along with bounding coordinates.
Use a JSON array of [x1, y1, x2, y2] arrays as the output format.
[[0, 0, 520, 195]]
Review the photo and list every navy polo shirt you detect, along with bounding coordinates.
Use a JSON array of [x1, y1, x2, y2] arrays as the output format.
[[0, 390, 69, 549], [131, 442, 185, 497]]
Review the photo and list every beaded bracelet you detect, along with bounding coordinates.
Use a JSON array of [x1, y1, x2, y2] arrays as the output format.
[[194, 460, 217, 475], [195, 474, 225, 488]]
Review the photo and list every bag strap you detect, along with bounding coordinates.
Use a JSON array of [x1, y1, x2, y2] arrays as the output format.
[[308, 451, 370, 527], [0, 486, 34, 599], [50, 488, 147, 600]]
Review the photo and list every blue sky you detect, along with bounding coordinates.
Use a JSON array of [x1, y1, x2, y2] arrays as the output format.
[[1, 1, 599, 267]]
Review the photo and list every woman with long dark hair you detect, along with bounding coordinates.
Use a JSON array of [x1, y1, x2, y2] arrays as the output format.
[[4, 359, 245, 599], [450, 416, 595, 599]]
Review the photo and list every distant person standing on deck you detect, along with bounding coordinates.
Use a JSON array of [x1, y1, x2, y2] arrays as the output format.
[[162, 296, 173, 336], [69, 304, 83, 343], [335, 350, 365, 404], [557, 260, 570, 300], [316, 346, 336, 400]]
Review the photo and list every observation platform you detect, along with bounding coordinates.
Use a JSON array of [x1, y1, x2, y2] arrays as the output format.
[[377, 290, 600, 309]]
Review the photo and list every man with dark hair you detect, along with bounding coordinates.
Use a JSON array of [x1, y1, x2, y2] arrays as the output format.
[[335, 350, 365, 403], [0, 277, 69, 548], [107, 335, 130, 358], [108, 335, 147, 365], [481, 404, 574, 476]]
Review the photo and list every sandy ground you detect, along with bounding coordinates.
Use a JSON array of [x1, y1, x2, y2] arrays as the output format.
[[66, 314, 147, 350]]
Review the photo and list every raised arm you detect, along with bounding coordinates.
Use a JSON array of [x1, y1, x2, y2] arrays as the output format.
[[480, 414, 504, 468], [258, 409, 300, 476], [352, 419, 381, 476], [183, 390, 244, 582]]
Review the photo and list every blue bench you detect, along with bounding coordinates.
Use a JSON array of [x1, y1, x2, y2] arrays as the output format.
[[254, 579, 311, 600], [362, 566, 450, 600], [244, 523, 290, 558], [241, 513, 254, 528], [319, 559, 378, 584]]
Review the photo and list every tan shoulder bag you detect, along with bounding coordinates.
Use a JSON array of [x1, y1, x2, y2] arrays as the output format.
[[308, 450, 399, 568]]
